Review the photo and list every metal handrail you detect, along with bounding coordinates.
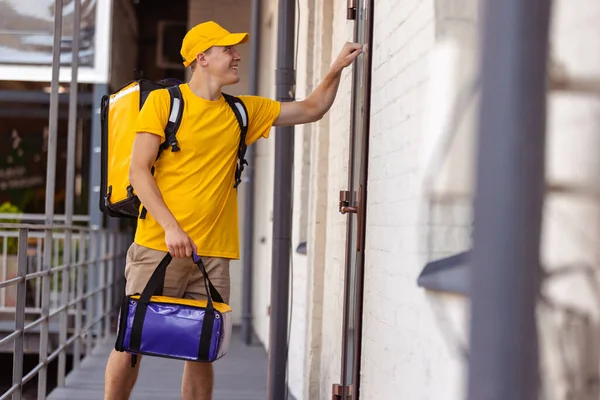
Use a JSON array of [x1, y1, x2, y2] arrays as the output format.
[[0, 223, 129, 400], [0, 214, 90, 223]]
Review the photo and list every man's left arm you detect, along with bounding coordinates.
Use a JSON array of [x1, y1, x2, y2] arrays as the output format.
[[274, 42, 363, 127]]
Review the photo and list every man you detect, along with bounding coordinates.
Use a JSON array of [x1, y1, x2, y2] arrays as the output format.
[[104, 20, 362, 400]]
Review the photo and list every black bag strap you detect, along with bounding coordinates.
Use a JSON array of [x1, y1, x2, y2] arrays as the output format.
[[191, 253, 225, 303], [139, 85, 184, 220], [191, 253, 220, 360], [128, 252, 225, 359], [128, 253, 173, 352], [222, 93, 249, 189]]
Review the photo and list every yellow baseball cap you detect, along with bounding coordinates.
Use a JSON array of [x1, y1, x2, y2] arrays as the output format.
[[180, 21, 249, 67]]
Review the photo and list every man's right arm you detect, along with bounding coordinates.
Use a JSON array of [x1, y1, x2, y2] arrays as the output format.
[[129, 132, 197, 257]]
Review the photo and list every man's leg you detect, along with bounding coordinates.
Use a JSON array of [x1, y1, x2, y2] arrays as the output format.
[[181, 362, 214, 400], [181, 257, 231, 400], [104, 352, 142, 400]]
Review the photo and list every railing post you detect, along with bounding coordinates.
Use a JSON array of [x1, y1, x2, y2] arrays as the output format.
[[73, 233, 86, 370], [98, 230, 107, 340], [12, 228, 28, 400], [57, 232, 71, 387], [85, 230, 98, 356], [104, 232, 115, 339], [1, 235, 7, 308], [86, 229, 102, 355], [57, 0, 82, 385], [39, 0, 64, 396]]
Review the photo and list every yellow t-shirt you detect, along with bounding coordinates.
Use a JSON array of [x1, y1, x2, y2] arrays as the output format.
[[133, 83, 281, 259]]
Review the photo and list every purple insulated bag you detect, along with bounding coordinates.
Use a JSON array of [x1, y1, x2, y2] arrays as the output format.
[[114, 252, 232, 363]]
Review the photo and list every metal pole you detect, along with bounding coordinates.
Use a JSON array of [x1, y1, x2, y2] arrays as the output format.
[[73, 233, 85, 370], [266, 0, 295, 398], [58, 0, 81, 385], [87, 84, 106, 348], [12, 228, 29, 400], [39, 0, 64, 397], [466, 1, 550, 399], [104, 233, 115, 338], [88, 84, 106, 231], [242, 0, 261, 346]]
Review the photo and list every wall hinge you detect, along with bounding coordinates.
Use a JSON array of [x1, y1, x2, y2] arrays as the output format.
[[346, 0, 357, 20], [332, 384, 353, 400], [339, 190, 357, 214]]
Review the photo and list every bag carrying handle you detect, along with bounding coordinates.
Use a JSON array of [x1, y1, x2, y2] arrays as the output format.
[[139, 251, 225, 306]]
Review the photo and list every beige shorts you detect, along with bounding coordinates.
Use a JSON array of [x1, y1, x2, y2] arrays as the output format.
[[124, 243, 231, 304]]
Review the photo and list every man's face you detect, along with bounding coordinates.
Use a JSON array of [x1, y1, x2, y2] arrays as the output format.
[[202, 45, 242, 86]]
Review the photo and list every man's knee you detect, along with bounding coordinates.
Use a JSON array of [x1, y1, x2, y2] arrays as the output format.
[[182, 361, 213, 400], [107, 350, 142, 370], [105, 351, 142, 400], [184, 360, 213, 376]]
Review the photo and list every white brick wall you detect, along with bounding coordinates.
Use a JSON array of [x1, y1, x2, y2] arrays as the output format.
[[539, 1, 600, 398], [300, 2, 335, 399], [313, 0, 355, 399], [287, 0, 315, 397], [249, 0, 600, 399], [360, 0, 466, 398]]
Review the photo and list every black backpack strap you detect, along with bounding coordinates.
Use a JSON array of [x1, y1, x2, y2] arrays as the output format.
[[161, 85, 184, 153], [222, 93, 249, 189], [139, 85, 184, 220]]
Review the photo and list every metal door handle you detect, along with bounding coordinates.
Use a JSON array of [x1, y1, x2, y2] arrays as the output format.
[[340, 205, 358, 214]]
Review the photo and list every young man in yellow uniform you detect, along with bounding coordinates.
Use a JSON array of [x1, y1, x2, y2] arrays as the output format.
[[104, 20, 362, 400]]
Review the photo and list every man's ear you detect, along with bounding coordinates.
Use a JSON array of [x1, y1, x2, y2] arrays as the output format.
[[197, 52, 209, 66]]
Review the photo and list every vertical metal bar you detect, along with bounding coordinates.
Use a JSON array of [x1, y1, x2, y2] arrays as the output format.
[[351, 1, 373, 396], [35, 240, 42, 309], [86, 229, 98, 353], [104, 232, 114, 339], [242, 0, 262, 347], [85, 232, 93, 356], [73, 233, 85, 370], [98, 231, 107, 339], [85, 231, 94, 355], [267, 0, 296, 399], [57, 236, 71, 386], [39, 0, 64, 397], [70, 236, 77, 303], [339, 2, 362, 393], [87, 83, 105, 350], [1, 238, 7, 307], [58, 0, 81, 383], [12, 228, 28, 400], [53, 239, 59, 298], [114, 235, 123, 307], [88, 84, 107, 231], [466, 1, 551, 399]]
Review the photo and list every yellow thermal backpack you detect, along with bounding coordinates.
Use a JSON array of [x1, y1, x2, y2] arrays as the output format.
[[99, 79, 249, 220]]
